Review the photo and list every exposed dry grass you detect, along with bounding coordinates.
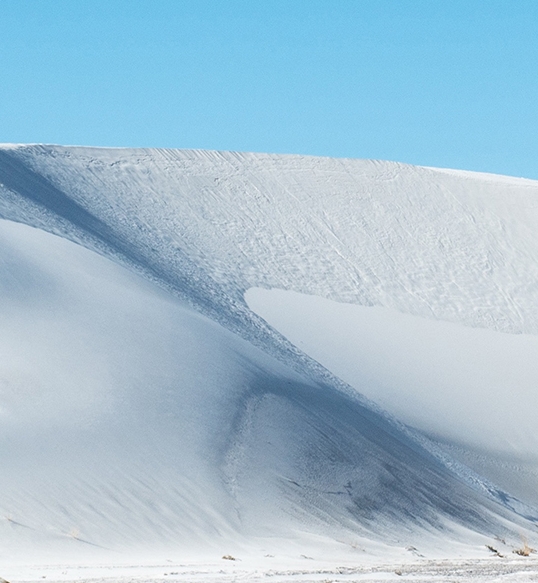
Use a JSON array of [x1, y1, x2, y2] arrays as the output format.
[[513, 536, 535, 557]]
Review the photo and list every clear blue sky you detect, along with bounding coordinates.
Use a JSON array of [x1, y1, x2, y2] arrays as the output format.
[[1, 1, 537, 178]]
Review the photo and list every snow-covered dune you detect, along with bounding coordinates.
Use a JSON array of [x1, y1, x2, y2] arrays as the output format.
[[0, 145, 537, 565], [0, 219, 516, 564]]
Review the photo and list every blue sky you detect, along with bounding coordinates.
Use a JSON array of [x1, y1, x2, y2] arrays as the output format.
[[1, 1, 537, 178]]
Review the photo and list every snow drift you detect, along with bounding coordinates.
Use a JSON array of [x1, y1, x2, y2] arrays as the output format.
[[0, 145, 537, 563]]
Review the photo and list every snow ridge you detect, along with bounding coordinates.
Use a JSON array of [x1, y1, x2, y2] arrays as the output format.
[[1, 144, 537, 563]]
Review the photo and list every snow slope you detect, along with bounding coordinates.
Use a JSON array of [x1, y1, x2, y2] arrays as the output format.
[[245, 288, 538, 507], [0, 145, 537, 565], [0, 218, 517, 565]]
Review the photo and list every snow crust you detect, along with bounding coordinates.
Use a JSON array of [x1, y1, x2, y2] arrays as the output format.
[[3, 145, 538, 336], [1, 145, 538, 574]]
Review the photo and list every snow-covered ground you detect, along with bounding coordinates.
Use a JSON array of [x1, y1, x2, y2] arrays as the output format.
[[6, 557, 538, 583], [1, 145, 538, 579]]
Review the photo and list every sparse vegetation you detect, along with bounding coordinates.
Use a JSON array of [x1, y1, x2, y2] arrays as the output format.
[[486, 544, 503, 557], [513, 536, 535, 557]]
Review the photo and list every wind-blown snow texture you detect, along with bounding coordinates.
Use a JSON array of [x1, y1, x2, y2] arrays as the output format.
[[0, 145, 537, 565]]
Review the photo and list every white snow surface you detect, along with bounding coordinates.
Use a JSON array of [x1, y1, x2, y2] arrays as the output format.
[[0, 219, 510, 568], [245, 288, 538, 507], [6, 556, 538, 583], [3, 145, 538, 335], [1, 145, 538, 576]]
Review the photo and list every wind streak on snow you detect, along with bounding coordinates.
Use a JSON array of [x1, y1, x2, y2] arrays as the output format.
[[0, 149, 226, 319], [0, 147, 423, 447], [0, 150, 115, 242]]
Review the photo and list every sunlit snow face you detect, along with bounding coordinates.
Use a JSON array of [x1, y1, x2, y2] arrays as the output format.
[[0, 221, 143, 428], [0, 218, 265, 436]]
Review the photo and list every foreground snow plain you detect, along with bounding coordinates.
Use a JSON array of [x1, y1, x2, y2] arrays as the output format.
[[1, 145, 538, 580], [7, 557, 538, 583]]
